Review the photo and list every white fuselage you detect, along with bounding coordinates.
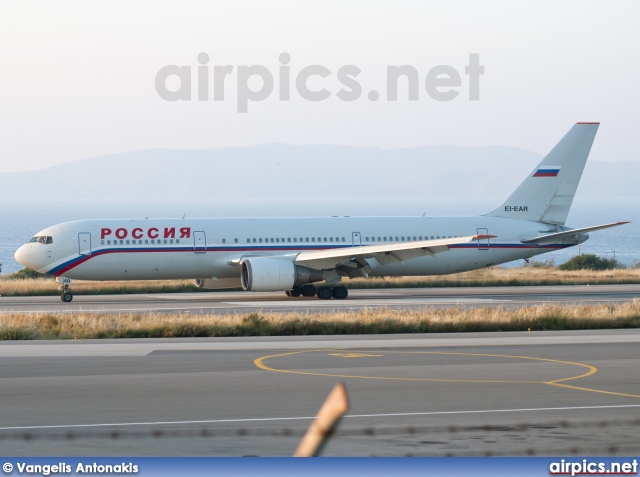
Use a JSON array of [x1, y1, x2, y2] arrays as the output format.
[[15, 215, 582, 282]]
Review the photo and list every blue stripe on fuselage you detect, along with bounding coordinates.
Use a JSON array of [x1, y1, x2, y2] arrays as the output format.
[[45, 243, 573, 276]]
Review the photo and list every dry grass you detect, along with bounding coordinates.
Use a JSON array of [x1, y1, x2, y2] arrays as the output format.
[[351, 267, 640, 288], [1, 267, 640, 297], [2, 301, 640, 340], [0, 278, 204, 296]]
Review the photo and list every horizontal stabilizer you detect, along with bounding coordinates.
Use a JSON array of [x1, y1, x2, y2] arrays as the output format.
[[521, 222, 629, 244]]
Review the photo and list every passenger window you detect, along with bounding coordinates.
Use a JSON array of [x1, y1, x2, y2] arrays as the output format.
[[126, 240, 130, 245], [101, 240, 105, 245], [395, 236, 399, 241], [305, 238, 309, 242], [145, 239, 148, 244], [176, 239, 180, 244], [287, 238, 291, 243], [259, 238, 263, 243], [253, 238, 256, 243], [151, 239, 155, 244], [270, 238, 274, 243], [276, 238, 280, 243], [170, 239, 173, 244]]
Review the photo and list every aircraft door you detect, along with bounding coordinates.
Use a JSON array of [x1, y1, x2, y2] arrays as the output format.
[[352, 232, 361, 246], [193, 231, 207, 254], [78, 233, 92, 255], [476, 228, 490, 250]]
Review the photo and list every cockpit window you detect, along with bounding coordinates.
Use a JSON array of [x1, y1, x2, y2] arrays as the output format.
[[29, 236, 53, 244]]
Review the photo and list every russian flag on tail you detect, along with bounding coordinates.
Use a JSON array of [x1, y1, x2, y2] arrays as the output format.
[[533, 166, 561, 177]]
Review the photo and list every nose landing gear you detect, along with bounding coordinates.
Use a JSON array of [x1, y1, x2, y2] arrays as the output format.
[[57, 277, 73, 302]]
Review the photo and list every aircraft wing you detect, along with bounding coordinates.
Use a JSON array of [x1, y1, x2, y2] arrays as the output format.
[[294, 234, 495, 270], [520, 221, 629, 244]]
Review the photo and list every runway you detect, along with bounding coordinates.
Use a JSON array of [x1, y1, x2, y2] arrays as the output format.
[[1, 284, 639, 315], [1, 330, 640, 456]]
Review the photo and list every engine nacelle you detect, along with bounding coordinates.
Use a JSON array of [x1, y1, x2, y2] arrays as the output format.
[[240, 258, 323, 292]]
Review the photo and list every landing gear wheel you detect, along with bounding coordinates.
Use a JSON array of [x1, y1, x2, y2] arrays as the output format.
[[301, 284, 316, 297], [285, 290, 292, 297], [317, 286, 333, 300], [57, 278, 73, 304], [290, 286, 302, 298], [332, 286, 348, 300]]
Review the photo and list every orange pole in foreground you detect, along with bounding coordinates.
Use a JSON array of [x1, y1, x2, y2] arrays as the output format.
[[294, 382, 350, 457]]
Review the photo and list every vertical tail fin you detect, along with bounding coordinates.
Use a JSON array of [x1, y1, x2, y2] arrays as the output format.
[[485, 122, 599, 226]]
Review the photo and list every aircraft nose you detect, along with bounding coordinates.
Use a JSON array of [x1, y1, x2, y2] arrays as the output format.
[[14, 244, 29, 267]]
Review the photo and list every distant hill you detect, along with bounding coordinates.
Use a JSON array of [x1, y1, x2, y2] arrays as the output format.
[[0, 144, 636, 200]]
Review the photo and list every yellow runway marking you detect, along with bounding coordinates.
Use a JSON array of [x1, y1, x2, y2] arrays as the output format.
[[256, 349, 553, 384], [545, 382, 640, 399], [253, 349, 640, 400]]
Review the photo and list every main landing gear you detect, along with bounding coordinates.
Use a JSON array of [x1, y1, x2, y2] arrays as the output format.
[[57, 277, 73, 302], [285, 285, 348, 300]]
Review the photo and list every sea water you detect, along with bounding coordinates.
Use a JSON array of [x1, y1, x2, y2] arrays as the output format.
[[1, 197, 638, 275]]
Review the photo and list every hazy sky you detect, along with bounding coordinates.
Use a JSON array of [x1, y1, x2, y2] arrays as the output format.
[[0, 0, 638, 173]]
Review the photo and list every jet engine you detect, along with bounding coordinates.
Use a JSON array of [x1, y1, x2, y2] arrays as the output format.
[[240, 258, 323, 292]]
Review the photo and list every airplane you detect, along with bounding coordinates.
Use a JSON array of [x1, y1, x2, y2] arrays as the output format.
[[14, 122, 628, 302]]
